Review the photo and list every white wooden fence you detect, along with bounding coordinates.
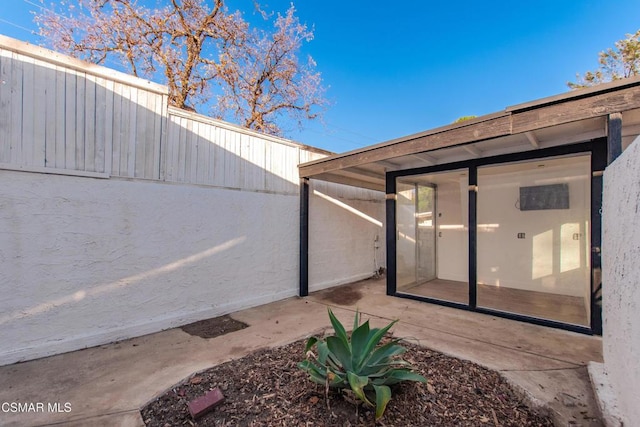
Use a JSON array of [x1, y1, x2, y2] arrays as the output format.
[[0, 35, 327, 192], [0, 35, 385, 367]]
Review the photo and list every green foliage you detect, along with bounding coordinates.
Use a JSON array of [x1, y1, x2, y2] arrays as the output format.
[[453, 115, 477, 123], [569, 29, 640, 89], [298, 309, 426, 420]]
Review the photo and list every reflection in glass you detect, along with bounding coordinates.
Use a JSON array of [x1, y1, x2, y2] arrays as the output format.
[[396, 170, 468, 304], [476, 155, 591, 326]]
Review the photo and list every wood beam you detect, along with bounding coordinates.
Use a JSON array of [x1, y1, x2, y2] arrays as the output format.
[[412, 153, 437, 164], [622, 123, 640, 136], [299, 114, 511, 177], [375, 160, 402, 170], [312, 172, 385, 192], [463, 145, 482, 157], [525, 131, 540, 148], [299, 83, 640, 179], [338, 167, 386, 184], [512, 85, 640, 134], [607, 112, 623, 164]]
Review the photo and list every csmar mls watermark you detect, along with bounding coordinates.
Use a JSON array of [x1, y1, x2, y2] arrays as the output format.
[[1, 402, 71, 413]]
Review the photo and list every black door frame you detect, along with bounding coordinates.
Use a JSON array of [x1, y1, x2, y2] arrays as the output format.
[[385, 139, 607, 335]]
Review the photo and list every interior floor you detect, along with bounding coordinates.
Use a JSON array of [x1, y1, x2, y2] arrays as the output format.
[[400, 278, 589, 326]]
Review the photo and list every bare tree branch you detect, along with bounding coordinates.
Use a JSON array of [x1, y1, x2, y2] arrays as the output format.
[[35, 0, 325, 135]]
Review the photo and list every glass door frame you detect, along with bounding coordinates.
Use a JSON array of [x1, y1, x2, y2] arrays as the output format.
[[385, 139, 606, 335]]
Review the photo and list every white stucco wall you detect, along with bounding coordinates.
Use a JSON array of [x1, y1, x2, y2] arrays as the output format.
[[308, 180, 385, 292], [0, 170, 300, 365], [602, 136, 640, 426], [0, 169, 385, 366]]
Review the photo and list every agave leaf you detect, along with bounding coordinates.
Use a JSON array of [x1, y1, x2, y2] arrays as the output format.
[[355, 321, 398, 370], [350, 320, 370, 368], [298, 360, 330, 386], [347, 371, 373, 407], [316, 341, 329, 364], [298, 360, 326, 377], [328, 309, 350, 349], [364, 342, 406, 369], [329, 369, 347, 387], [373, 384, 392, 420], [356, 330, 405, 370], [304, 336, 319, 352], [353, 309, 360, 331], [326, 336, 353, 371], [372, 369, 427, 385]]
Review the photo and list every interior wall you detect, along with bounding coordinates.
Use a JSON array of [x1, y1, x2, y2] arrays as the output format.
[[602, 135, 640, 426], [396, 183, 417, 287], [476, 160, 590, 296], [435, 179, 469, 282], [308, 180, 386, 292]]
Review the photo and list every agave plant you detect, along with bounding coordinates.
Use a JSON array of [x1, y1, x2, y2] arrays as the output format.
[[298, 308, 426, 420]]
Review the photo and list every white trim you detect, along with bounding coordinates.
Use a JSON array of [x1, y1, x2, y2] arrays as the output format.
[[167, 106, 331, 155], [0, 164, 110, 179], [0, 35, 168, 95]]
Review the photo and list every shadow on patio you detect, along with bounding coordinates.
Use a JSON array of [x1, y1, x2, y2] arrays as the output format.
[[0, 278, 602, 426]]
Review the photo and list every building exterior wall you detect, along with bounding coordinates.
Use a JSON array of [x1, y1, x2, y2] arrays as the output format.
[[308, 180, 385, 292], [0, 36, 383, 366], [0, 170, 299, 365], [602, 135, 640, 426]]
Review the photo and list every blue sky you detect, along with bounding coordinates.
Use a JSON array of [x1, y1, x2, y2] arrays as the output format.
[[1, 1, 639, 153]]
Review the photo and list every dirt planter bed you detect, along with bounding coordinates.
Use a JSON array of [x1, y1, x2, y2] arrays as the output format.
[[141, 339, 553, 426]]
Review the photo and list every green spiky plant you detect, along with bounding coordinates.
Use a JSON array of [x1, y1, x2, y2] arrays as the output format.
[[298, 308, 427, 420]]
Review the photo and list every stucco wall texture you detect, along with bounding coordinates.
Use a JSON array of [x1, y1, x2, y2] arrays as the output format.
[[0, 170, 384, 366], [602, 136, 640, 426]]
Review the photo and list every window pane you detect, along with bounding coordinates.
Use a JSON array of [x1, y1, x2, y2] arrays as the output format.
[[396, 170, 468, 304], [476, 155, 591, 326]]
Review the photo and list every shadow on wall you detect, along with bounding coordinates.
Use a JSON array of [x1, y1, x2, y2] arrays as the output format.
[[307, 181, 386, 292], [0, 50, 322, 364]]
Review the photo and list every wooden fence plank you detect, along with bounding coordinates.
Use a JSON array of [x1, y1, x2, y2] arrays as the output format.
[[64, 69, 76, 170], [2, 45, 319, 195], [83, 75, 97, 173], [212, 125, 225, 186], [165, 115, 179, 181], [103, 79, 114, 175], [177, 116, 187, 182], [74, 70, 86, 171], [196, 120, 209, 184], [150, 90, 162, 179], [54, 66, 66, 169], [0, 51, 12, 163], [92, 77, 106, 173], [9, 52, 22, 166], [43, 62, 56, 168], [111, 82, 123, 176], [126, 87, 137, 177], [134, 89, 147, 178], [21, 56, 35, 166]]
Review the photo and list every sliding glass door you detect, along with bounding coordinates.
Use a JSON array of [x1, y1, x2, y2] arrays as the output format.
[[476, 155, 592, 326], [396, 170, 468, 304], [390, 147, 599, 332]]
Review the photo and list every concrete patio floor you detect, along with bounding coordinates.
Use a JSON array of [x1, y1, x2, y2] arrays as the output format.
[[0, 278, 603, 426]]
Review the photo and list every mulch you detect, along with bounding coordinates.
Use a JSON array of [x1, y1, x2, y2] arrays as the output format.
[[141, 337, 553, 426]]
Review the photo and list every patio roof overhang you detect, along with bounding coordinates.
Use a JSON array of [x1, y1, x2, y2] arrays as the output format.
[[298, 76, 640, 191]]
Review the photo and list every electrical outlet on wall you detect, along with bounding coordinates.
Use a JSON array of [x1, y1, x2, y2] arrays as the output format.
[[517, 233, 526, 239]]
